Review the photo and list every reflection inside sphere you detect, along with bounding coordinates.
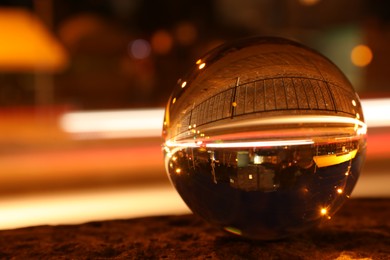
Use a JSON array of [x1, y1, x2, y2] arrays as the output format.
[[163, 37, 367, 240]]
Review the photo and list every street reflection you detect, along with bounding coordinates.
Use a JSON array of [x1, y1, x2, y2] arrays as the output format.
[[166, 140, 361, 193], [164, 139, 365, 239]]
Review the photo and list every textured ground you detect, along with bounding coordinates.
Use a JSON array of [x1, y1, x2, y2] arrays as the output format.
[[0, 198, 389, 259]]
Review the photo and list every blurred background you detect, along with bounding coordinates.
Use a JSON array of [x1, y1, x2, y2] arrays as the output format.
[[0, 0, 389, 229]]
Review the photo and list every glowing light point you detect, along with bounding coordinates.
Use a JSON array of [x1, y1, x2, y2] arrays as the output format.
[[172, 97, 176, 104], [196, 59, 202, 64], [337, 188, 343, 194], [320, 208, 328, 216], [356, 113, 360, 119], [198, 62, 206, 69], [352, 100, 357, 107], [175, 168, 181, 174], [181, 81, 187, 88]]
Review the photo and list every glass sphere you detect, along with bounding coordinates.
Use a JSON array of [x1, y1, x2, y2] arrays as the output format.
[[162, 37, 367, 240]]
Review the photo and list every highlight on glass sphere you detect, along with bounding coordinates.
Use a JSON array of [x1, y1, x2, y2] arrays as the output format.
[[162, 37, 367, 240]]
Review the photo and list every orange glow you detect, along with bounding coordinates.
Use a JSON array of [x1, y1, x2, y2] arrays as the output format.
[[351, 44, 373, 67], [299, 0, 321, 6], [0, 185, 190, 230], [0, 144, 164, 183], [320, 208, 328, 215], [0, 8, 67, 72], [175, 21, 197, 46], [151, 30, 173, 55]]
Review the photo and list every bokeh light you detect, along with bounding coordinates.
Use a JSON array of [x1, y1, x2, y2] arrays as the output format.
[[151, 30, 173, 55], [129, 39, 151, 59], [174, 22, 197, 46], [351, 44, 373, 67]]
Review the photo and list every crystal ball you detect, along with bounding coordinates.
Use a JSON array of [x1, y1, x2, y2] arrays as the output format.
[[162, 37, 367, 240]]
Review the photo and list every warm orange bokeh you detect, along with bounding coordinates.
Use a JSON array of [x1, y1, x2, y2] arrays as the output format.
[[151, 30, 173, 55], [0, 8, 67, 72], [351, 44, 373, 67]]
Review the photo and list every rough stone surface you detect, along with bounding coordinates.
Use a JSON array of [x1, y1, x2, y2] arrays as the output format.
[[0, 199, 389, 259]]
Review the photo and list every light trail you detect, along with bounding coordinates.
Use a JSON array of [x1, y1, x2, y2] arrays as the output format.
[[59, 98, 389, 140]]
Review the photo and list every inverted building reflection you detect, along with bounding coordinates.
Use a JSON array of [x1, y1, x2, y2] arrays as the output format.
[[166, 139, 361, 193], [165, 137, 365, 239]]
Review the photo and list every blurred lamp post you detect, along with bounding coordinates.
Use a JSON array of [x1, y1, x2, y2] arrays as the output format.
[[0, 8, 68, 105]]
